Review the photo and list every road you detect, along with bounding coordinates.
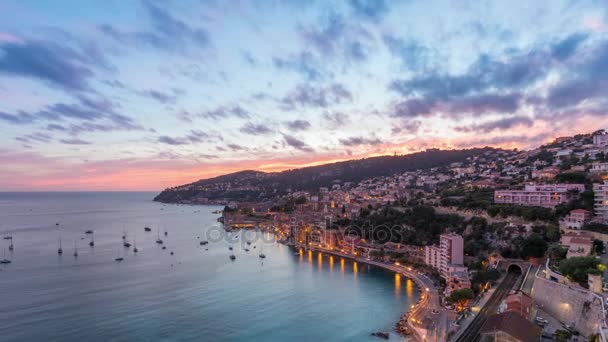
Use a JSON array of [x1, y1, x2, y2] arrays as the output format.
[[454, 270, 521, 342]]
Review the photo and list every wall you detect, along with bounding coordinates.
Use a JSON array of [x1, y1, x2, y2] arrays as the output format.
[[531, 275, 605, 337]]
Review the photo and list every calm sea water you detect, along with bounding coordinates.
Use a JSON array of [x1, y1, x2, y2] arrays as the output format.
[[0, 192, 419, 342]]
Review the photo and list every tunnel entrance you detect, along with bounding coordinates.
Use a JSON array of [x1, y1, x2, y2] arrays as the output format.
[[507, 264, 523, 274]]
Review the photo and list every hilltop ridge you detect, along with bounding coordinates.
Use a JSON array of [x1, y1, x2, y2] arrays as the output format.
[[153, 147, 502, 204]]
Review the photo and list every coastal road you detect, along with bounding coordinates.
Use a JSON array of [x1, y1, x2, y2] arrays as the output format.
[[454, 270, 521, 342]]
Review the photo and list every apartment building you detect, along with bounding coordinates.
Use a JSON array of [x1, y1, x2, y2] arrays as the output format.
[[594, 182, 608, 223], [425, 233, 464, 278], [494, 184, 586, 208]]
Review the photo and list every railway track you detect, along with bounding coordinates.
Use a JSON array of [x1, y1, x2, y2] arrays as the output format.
[[455, 271, 521, 342]]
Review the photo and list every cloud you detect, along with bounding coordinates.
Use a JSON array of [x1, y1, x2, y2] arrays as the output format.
[[158, 129, 215, 145], [383, 34, 433, 70], [139, 89, 179, 104], [0, 95, 142, 135], [272, 52, 325, 80], [389, 50, 548, 99], [239, 122, 273, 135], [455, 116, 534, 133], [15, 132, 53, 144], [390, 92, 522, 119], [322, 111, 350, 128], [0, 40, 101, 91], [282, 134, 314, 152], [280, 83, 353, 110], [349, 0, 389, 21], [99, 0, 210, 55], [285, 119, 311, 131], [297, 12, 373, 62], [227, 143, 246, 151], [199, 105, 251, 120], [59, 138, 92, 145], [339, 136, 382, 146], [392, 120, 421, 135], [551, 32, 588, 61]]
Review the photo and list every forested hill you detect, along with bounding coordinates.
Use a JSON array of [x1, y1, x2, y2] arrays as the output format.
[[153, 147, 500, 203]]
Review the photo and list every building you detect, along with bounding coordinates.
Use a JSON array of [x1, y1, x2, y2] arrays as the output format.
[[594, 132, 608, 147], [494, 183, 586, 208], [561, 231, 595, 258], [498, 291, 536, 321], [591, 163, 608, 174], [594, 182, 608, 224], [531, 166, 560, 180], [559, 209, 592, 230], [425, 233, 464, 278], [479, 312, 542, 342]]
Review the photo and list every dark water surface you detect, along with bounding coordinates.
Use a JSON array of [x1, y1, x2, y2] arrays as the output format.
[[0, 192, 419, 341]]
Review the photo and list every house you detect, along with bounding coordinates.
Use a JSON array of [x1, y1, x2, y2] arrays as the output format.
[[559, 209, 592, 230], [591, 162, 608, 174], [498, 291, 536, 321], [531, 166, 560, 180], [561, 231, 595, 258], [479, 312, 542, 342]]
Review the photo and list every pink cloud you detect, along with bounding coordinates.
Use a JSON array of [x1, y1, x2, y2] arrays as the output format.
[[0, 32, 23, 44]]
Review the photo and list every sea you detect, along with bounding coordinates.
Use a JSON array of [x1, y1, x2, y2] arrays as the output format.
[[0, 192, 419, 342]]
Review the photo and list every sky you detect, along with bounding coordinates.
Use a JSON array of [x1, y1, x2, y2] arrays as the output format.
[[1, 0, 608, 191]]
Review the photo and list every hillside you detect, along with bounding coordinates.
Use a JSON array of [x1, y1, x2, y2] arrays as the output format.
[[153, 147, 501, 203]]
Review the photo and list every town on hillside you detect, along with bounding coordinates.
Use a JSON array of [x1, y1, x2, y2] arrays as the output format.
[[174, 129, 608, 341]]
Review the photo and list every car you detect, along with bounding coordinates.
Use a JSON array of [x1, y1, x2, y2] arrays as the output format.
[[535, 317, 548, 325], [445, 305, 455, 310], [431, 309, 440, 315]]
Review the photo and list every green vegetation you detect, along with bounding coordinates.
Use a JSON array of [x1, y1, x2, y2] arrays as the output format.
[[448, 288, 474, 305], [555, 172, 588, 184], [558, 256, 603, 283], [520, 234, 548, 259], [585, 222, 608, 234], [487, 205, 554, 222], [351, 205, 465, 245], [554, 330, 572, 342]]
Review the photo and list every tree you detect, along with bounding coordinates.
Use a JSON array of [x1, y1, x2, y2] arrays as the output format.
[[558, 256, 602, 283], [555, 330, 572, 342], [594, 239, 605, 254], [449, 288, 474, 306], [520, 234, 548, 259]]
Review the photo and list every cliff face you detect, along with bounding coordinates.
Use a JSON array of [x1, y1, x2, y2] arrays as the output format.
[[154, 147, 499, 204]]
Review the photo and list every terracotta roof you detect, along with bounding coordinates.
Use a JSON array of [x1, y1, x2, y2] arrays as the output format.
[[571, 209, 591, 214], [480, 312, 541, 342]]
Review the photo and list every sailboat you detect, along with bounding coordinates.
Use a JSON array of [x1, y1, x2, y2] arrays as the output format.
[[73, 240, 78, 257], [89, 233, 95, 247], [156, 230, 163, 244], [0, 248, 10, 264], [229, 254, 236, 260], [58, 237, 63, 255], [115, 246, 124, 262], [133, 236, 138, 253], [8, 238, 14, 251], [144, 226, 152, 232], [259, 244, 266, 259], [122, 228, 126, 240]]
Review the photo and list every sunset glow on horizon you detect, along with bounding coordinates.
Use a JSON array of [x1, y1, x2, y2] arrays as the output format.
[[2, 0, 608, 191]]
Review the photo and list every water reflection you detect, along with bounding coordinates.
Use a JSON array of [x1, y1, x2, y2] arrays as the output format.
[[395, 273, 401, 298]]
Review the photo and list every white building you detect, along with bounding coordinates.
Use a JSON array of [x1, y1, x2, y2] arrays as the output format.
[[591, 163, 608, 174], [425, 233, 464, 278], [594, 182, 608, 224], [594, 132, 608, 147]]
